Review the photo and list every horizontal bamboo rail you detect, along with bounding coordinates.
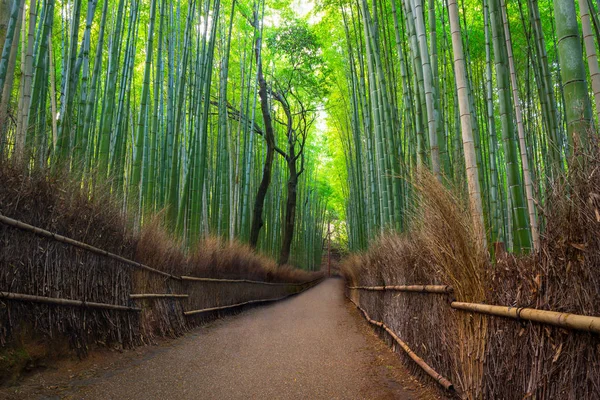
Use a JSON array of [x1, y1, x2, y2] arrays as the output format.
[[184, 296, 290, 316], [0, 291, 141, 311], [348, 285, 453, 294], [129, 294, 189, 299], [0, 214, 322, 287], [0, 213, 178, 280], [184, 278, 324, 316], [181, 275, 322, 286], [451, 302, 600, 334], [347, 296, 454, 391], [350, 281, 600, 334]]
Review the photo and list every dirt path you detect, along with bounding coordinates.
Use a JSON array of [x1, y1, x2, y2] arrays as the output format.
[[2, 278, 442, 400]]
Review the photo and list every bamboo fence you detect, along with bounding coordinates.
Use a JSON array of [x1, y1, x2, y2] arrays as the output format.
[[0, 214, 323, 347], [0, 213, 177, 279], [0, 213, 319, 287], [347, 296, 454, 391], [348, 283, 600, 393], [348, 285, 600, 334]]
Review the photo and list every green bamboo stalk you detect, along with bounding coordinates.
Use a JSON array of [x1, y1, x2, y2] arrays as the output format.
[[554, 0, 593, 152]]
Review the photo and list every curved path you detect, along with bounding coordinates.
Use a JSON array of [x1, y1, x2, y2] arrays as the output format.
[[3, 279, 440, 399]]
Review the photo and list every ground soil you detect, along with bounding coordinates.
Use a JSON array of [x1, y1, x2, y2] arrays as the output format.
[[0, 278, 446, 400]]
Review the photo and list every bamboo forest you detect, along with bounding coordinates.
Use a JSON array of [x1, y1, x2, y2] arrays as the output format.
[[0, 0, 599, 260], [2, 0, 600, 397]]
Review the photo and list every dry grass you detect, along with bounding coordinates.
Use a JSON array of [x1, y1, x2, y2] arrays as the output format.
[[134, 218, 320, 284], [341, 172, 488, 399], [412, 171, 488, 399]]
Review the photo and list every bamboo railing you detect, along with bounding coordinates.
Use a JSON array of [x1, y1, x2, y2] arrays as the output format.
[[0, 291, 141, 311], [348, 285, 452, 293], [348, 285, 600, 334], [183, 277, 324, 316], [451, 302, 600, 334], [130, 294, 189, 299], [0, 213, 323, 315], [347, 296, 454, 391], [348, 282, 600, 392], [181, 275, 319, 286]]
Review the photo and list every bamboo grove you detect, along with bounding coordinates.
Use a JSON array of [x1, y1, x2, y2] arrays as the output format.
[[0, 0, 329, 269], [318, 0, 599, 253]]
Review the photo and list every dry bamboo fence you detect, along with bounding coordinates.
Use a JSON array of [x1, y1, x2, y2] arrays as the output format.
[[347, 295, 454, 391], [0, 213, 318, 288], [348, 285, 600, 334], [0, 214, 177, 279], [0, 214, 323, 360], [348, 284, 600, 393]]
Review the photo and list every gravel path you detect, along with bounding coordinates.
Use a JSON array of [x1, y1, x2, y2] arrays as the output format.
[[3, 278, 441, 400]]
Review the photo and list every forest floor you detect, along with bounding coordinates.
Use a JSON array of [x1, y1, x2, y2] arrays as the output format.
[[0, 279, 444, 400]]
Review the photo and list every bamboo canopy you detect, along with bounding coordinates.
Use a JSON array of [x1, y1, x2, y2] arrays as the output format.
[[0, 291, 141, 311]]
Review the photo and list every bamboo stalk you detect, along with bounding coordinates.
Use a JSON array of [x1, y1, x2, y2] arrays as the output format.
[[451, 302, 600, 334], [347, 285, 453, 293], [129, 294, 189, 299], [0, 291, 141, 311], [348, 296, 454, 391], [0, 213, 179, 279]]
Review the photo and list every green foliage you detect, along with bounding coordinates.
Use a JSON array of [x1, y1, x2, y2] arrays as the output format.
[[1, 0, 598, 258]]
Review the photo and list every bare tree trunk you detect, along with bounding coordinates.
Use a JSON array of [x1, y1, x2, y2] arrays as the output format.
[[249, 13, 275, 248], [279, 158, 298, 265], [274, 90, 307, 266]]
